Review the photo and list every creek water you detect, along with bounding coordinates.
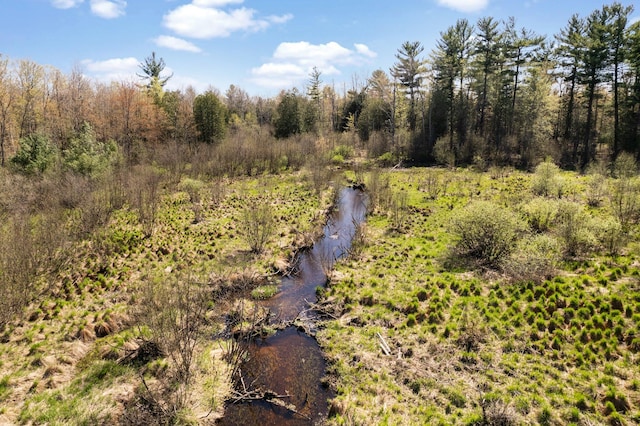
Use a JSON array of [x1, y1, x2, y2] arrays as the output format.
[[218, 187, 368, 425]]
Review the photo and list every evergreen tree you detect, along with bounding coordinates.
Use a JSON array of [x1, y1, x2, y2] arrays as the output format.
[[472, 17, 502, 137], [273, 90, 302, 139], [579, 7, 611, 169], [604, 2, 634, 158], [623, 21, 640, 155], [306, 67, 323, 133], [555, 14, 585, 164], [391, 41, 427, 132], [431, 19, 474, 161], [503, 17, 545, 135], [193, 91, 227, 144], [138, 52, 172, 101]]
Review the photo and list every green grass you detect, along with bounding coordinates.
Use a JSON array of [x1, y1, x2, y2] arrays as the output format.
[[0, 375, 10, 402], [317, 167, 640, 425], [19, 361, 132, 424], [4, 164, 640, 425], [0, 169, 335, 424], [250, 284, 279, 300]]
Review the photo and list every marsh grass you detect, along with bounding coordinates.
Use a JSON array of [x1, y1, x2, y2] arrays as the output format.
[[250, 284, 279, 300], [318, 167, 640, 426], [0, 167, 326, 424]]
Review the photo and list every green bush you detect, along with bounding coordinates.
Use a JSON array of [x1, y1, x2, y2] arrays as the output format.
[[503, 234, 560, 283], [10, 133, 57, 174], [594, 216, 626, 255], [62, 123, 118, 176], [521, 197, 559, 232], [179, 178, 204, 203], [329, 145, 353, 161], [554, 201, 597, 258], [376, 152, 395, 167], [586, 170, 607, 207], [449, 201, 525, 268], [612, 152, 637, 179], [250, 285, 279, 300], [531, 159, 564, 197]]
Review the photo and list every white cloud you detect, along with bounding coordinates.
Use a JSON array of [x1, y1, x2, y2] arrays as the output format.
[[90, 0, 126, 19], [267, 14, 294, 25], [274, 42, 352, 67], [249, 63, 306, 89], [154, 35, 202, 53], [164, 74, 209, 93], [252, 63, 306, 77], [163, 1, 291, 39], [164, 5, 258, 38], [82, 57, 207, 92], [436, 0, 488, 13], [192, 0, 244, 6], [250, 41, 377, 89], [51, 0, 84, 9], [81, 57, 138, 82], [354, 43, 377, 58]]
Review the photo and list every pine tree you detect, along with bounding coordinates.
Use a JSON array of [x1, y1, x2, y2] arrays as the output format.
[[391, 41, 427, 132]]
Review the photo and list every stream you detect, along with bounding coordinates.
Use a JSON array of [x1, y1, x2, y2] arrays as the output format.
[[218, 186, 368, 425]]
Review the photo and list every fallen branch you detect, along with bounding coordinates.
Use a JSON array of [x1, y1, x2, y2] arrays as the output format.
[[377, 332, 392, 356], [230, 388, 291, 404], [303, 298, 339, 320]]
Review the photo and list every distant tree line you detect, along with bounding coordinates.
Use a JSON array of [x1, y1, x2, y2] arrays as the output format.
[[422, 2, 639, 170], [0, 2, 637, 171]]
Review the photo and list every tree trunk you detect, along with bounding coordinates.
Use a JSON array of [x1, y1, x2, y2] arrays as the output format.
[[583, 81, 597, 169]]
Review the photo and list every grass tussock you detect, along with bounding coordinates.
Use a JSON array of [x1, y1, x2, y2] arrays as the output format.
[[317, 167, 640, 426]]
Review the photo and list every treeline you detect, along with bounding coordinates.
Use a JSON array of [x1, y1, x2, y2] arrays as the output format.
[[424, 2, 640, 169], [0, 2, 638, 174]]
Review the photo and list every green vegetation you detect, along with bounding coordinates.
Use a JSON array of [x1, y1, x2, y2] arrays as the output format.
[[251, 285, 279, 300], [1, 3, 640, 423], [317, 167, 640, 425], [0, 152, 335, 423]]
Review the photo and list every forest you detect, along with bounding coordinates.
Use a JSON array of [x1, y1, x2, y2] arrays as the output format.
[[0, 3, 638, 171], [0, 1, 639, 425]]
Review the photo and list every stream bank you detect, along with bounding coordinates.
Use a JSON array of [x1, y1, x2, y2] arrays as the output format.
[[218, 186, 368, 425]]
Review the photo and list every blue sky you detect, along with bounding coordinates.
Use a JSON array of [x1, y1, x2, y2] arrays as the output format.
[[1, 0, 637, 97]]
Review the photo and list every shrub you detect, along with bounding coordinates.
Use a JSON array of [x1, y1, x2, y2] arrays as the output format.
[[250, 285, 279, 300], [586, 171, 608, 207], [433, 136, 455, 167], [239, 197, 275, 254], [329, 145, 353, 161], [136, 272, 210, 413], [612, 152, 637, 179], [62, 123, 118, 176], [423, 170, 445, 200], [481, 399, 517, 426], [449, 201, 525, 268], [531, 159, 564, 197], [10, 134, 57, 175], [503, 234, 560, 283], [554, 201, 597, 258], [388, 191, 409, 231], [609, 175, 640, 229], [179, 178, 204, 204], [521, 197, 559, 232], [376, 152, 395, 167], [594, 216, 626, 255], [365, 168, 392, 213]]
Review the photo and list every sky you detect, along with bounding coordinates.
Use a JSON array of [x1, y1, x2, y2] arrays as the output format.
[[1, 0, 638, 97]]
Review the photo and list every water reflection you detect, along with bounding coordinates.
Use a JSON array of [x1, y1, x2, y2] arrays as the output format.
[[218, 187, 368, 426]]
